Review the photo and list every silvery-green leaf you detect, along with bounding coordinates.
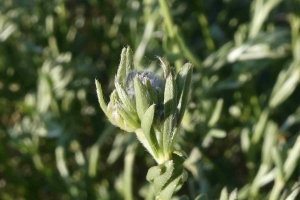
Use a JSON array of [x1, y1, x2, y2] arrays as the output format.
[[134, 77, 151, 119], [116, 47, 127, 85], [153, 160, 174, 193], [146, 166, 161, 181], [95, 79, 108, 116], [158, 169, 182, 200], [176, 63, 193, 124], [269, 68, 299, 108], [163, 72, 177, 155], [126, 46, 133, 76], [141, 104, 157, 153], [115, 81, 136, 113], [158, 168, 187, 200]]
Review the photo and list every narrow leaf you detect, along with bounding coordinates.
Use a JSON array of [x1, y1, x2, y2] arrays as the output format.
[[269, 67, 300, 108], [124, 140, 137, 200], [207, 129, 227, 138], [95, 79, 108, 116], [208, 99, 223, 127], [241, 128, 250, 153], [286, 187, 300, 200], [153, 160, 174, 193], [176, 63, 193, 124], [283, 136, 300, 180], [252, 109, 269, 144], [262, 121, 277, 165], [271, 147, 284, 181], [158, 170, 182, 200]]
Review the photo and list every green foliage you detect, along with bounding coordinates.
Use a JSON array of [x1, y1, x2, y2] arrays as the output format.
[[1, 0, 300, 199]]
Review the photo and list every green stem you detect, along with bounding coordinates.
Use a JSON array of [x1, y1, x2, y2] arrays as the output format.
[[198, 13, 215, 52], [88, 124, 116, 177], [175, 32, 203, 68], [158, 0, 175, 38], [249, 0, 283, 38], [158, 0, 203, 69]]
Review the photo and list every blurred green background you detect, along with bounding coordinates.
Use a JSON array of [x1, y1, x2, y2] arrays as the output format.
[[0, 0, 300, 199]]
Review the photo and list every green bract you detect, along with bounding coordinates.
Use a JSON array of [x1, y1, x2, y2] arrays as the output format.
[[96, 47, 193, 199]]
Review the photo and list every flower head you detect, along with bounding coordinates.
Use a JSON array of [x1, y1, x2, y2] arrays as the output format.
[[96, 46, 192, 164]]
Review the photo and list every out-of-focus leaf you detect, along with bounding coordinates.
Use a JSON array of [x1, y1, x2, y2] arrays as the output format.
[[195, 194, 208, 200], [283, 136, 300, 180], [208, 99, 223, 127], [207, 129, 227, 138], [220, 187, 228, 200]]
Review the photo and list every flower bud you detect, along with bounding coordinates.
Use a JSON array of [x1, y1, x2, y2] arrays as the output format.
[[96, 46, 193, 164]]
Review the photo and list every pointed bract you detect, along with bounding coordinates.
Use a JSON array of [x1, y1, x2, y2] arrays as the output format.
[[145, 78, 158, 104], [163, 72, 177, 156], [115, 80, 136, 113], [126, 46, 134, 77], [134, 76, 151, 119], [116, 103, 140, 132], [116, 47, 127, 86], [159, 57, 170, 78], [141, 104, 157, 154]]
